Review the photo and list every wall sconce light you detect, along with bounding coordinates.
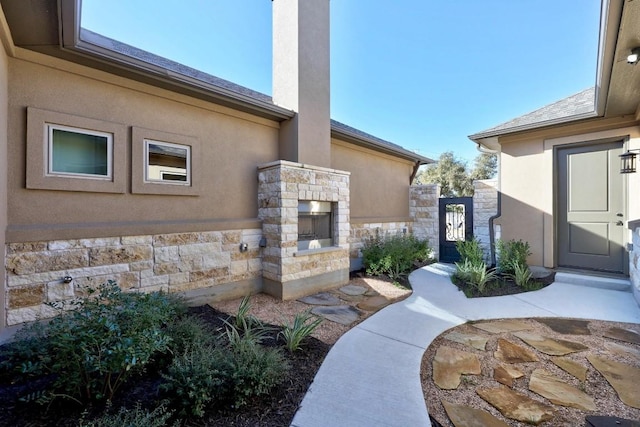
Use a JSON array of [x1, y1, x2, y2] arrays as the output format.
[[620, 149, 640, 173], [627, 47, 640, 64]]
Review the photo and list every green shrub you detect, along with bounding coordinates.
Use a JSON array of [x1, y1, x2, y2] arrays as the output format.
[[496, 239, 531, 275], [454, 259, 497, 294], [161, 343, 229, 418], [79, 402, 177, 427], [2, 281, 184, 404], [164, 315, 217, 355], [224, 328, 289, 408], [279, 310, 323, 352], [509, 261, 533, 288], [362, 232, 431, 280], [455, 238, 485, 266]]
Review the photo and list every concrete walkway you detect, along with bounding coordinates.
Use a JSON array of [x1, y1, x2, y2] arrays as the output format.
[[290, 263, 640, 427]]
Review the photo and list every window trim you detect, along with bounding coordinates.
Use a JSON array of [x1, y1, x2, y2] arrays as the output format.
[[26, 107, 127, 193], [143, 139, 191, 186], [46, 123, 114, 180], [132, 127, 201, 196]]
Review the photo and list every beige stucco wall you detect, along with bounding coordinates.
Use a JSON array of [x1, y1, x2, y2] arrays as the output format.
[[331, 139, 414, 220], [495, 118, 640, 268], [0, 16, 10, 332], [6, 50, 281, 242]]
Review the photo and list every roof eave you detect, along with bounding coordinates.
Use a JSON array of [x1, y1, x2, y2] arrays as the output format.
[[469, 110, 600, 144]]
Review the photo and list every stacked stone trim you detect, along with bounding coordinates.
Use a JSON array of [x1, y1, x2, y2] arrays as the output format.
[[473, 179, 498, 263], [5, 229, 262, 325], [258, 161, 350, 299], [410, 184, 440, 260]]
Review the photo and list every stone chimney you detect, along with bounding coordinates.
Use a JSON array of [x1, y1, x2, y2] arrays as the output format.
[[272, 0, 331, 168]]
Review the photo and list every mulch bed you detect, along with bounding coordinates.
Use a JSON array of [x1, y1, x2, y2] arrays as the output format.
[[451, 271, 556, 298], [0, 304, 329, 427]]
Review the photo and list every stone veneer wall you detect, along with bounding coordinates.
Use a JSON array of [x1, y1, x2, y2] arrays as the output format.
[[630, 224, 640, 306], [257, 161, 350, 300], [349, 221, 412, 270], [410, 184, 440, 260], [5, 229, 263, 325], [473, 179, 498, 263]]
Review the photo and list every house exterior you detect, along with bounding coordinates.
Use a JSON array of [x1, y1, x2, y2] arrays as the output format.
[[0, 0, 433, 338], [469, 0, 640, 305]]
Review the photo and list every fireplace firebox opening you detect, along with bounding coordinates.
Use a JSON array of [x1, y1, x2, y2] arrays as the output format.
[[298, 201, 333, 250]]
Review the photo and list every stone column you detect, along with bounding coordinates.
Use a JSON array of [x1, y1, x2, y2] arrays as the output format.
[[473, 179, 498, 263], [410, 184, 440, 260]]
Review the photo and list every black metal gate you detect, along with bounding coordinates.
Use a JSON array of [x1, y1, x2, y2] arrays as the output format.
[[439, 197, 473, 263]]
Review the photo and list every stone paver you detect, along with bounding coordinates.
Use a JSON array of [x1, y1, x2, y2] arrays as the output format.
[[513, 331, 588, 356], [477, 386, 554, 425], [493, 364, 524, 387], [444, 331, 488, 351], [357, 296, 390, 311], [604, 327, 640, 345], [433, 346, 481, 390], [442, 401, 510, 427], [339, 284, 367, 296], [536, 317, 591, 335], [605, 341, 640, 361], [472, 319, 533, 334], [494, 338, 539, 363], [529, 369, 596, 411], [311, 305, 360, 325], [298, 292, 341, 306], [587, 355, 640, 409], [550, 356, 588, 381]]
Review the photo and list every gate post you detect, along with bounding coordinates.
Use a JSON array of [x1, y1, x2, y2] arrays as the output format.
[[472, 179, 498, 264], [410, 184, 440, 260]]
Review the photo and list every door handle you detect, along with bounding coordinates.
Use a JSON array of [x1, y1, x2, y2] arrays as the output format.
[[616, 220, 624, 226], [616, 213, 624, 217]]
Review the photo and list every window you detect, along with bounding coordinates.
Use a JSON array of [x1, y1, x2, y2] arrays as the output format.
[[47, 124, 112, 179], [298, 201, 334, 250], [131, 127, 200, 196], [26, 107, 126, 193], [144, 140, 190, 185]]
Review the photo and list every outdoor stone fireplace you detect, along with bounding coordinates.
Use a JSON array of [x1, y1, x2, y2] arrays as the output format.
[[258, 161, 350, 300]]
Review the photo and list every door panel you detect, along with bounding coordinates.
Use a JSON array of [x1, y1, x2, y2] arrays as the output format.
[[557, 142, 625, 273], [439, 197, 473, 263]]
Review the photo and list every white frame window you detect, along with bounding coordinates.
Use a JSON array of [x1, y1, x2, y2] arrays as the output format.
[[144, 139, 191, 186], [46, 124, 113, 180]]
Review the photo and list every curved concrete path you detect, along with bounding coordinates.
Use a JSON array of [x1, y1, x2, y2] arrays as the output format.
[[290, 263, 640, 427]]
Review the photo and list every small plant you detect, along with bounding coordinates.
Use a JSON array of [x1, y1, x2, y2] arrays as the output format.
[[455, 238, 485, 265], [279, 310, 323, 352], [454, 259, 497, 294], [224, 329, 289, 408], [161, 343, 229, 418], [509, 261, 533, 288], [164, 315, 217, 355], [496, 239, 531, 275], [362, 231, 431, 280], [79, 402, 177, 427]]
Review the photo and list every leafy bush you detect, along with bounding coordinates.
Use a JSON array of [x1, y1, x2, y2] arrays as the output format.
[[79, 402, 177, 427], [362, 232, 431, 280], [164, 315, 217, 355], [279, 310, 323, 352], [224, 327, 289, 408], [453, 259, 497, 294], [161, 343, 229, 418], [509, 261, 533, 288], [455, 238, 485, 266], [496, 239, 531, 275], [2, 281, 184, 404]]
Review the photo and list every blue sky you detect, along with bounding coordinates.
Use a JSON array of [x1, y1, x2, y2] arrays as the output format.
[[81, 0, 601, 162]]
